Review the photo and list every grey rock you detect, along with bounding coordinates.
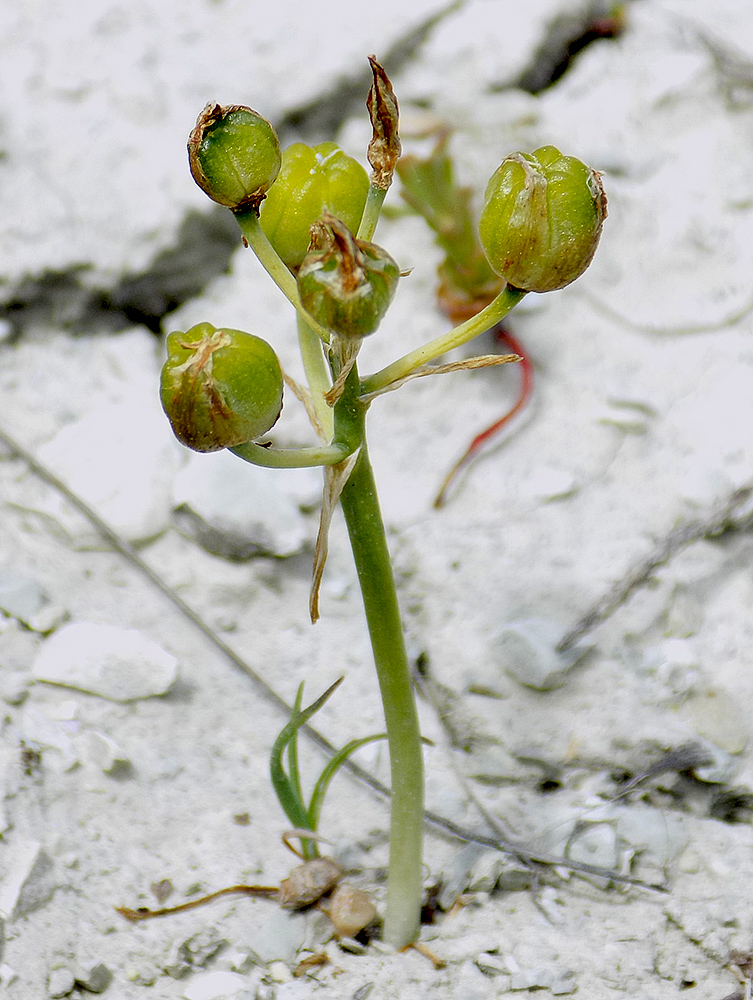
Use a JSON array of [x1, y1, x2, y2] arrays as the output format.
[[493, 618, 590, 691], [0, 840, 59, 919], [48, 966, 75, 998], [80, 730, 131, 775], [32, 622, 178, 702], [74, 962, 113, 994], [509, 964, 576, 993], [173, 451, 310, 559], [166, 927, 228, 978], [0, 569, 47, 623], [37, 399, 181, 544], [245, 907, 307, 965], [438, 842, 484, 910], [566, 821, 620, 887]]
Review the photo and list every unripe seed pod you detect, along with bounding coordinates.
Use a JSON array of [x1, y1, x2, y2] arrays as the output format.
[[297, 216, 399, 339], [188, 104, 281, 212], [160, 323, 283, 452], [479, 145, 607, 293], [260, 142, 369, 270]]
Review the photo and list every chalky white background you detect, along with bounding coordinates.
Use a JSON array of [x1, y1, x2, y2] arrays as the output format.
[[1, 0, 753, 997]]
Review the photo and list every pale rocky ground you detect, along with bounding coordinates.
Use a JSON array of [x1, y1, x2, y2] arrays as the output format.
[[1, 1, 753, 997]]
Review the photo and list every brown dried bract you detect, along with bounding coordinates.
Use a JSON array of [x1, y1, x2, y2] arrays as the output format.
[[278, 856, 343, 909], [366, 56, 401, 190], [320, 883, 377, 939]]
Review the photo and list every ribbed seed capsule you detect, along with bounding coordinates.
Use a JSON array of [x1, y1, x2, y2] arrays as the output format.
[[260, 142, 370, 270], [297, 216, 399, 339], [160, 323, 283, 453], [188, 104, 281, 212], [479, 145, 607, 293]]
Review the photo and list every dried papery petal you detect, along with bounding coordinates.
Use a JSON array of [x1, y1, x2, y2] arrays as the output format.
[[323, 883, 378, 938], [278, 857, 343, 909], [367, 55, 401, 190]]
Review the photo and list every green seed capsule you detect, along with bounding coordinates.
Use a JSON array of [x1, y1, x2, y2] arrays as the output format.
[[260, 142, 370, 270], [479, 145, 607, 293], [297, 217, 399, 339], [160, 323, 284, 452], [188, 104, 281, 212]]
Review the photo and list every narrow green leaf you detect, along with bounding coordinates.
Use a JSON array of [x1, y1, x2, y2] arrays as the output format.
[[307, 733, 387, 833], [269, 677, 345, 855]]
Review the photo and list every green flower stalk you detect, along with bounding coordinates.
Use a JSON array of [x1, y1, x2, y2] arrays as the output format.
[[188, 104, 281, 212], [479, 144, 607, 292], [161, 323, 283, 452], [160, 56, 607, 953], [260, 142, 370, 270]]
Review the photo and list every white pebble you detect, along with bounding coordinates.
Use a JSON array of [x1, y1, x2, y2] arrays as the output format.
[[48, 967, 75, 998], [493, 618, 590, 691], [182, 970, 250, 1000], [32, 623, 178, 702], [522, 466, 578, 502]]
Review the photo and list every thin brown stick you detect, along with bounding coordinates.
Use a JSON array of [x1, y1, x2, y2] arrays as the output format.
[[116, 884, 279, 921]]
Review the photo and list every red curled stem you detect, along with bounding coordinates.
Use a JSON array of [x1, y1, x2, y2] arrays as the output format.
[[434, 325, 534, 508]]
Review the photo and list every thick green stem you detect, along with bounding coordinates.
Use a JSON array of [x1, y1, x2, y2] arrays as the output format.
[[338, 429, 424, 948], [361, 284, 527, 395]]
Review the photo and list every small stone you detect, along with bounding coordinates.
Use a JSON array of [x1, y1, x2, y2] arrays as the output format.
[[522, 466, 578, 502], [267, 961, 294, 984], [0, 964, 18, 988], [48, 966, 75, 998], [510, 967, 553, 990], [475, 953, 509, 976], [21, 706, 79, 771], [166, 928, 228, 978], [181, 970, 250, 1000], [493, 618, 590, 691], [439, 843, 484, 910], [74, 962, 113, 994], [0, 569, 46, 623], [692, 739, 739, 784], [32, 623, 178, 702], [655, 638, 702, 697], [682, 687, 748, 754], [80, 730, 131, 774], [0, 840, 59, 918], [566, 822, 620, 886], [245, 907, 307, 965], [550, 969, 578, 994], [324, 884, 376, 938]]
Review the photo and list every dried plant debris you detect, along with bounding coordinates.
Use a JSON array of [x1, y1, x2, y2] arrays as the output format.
[[558, 482, 753, 653]]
